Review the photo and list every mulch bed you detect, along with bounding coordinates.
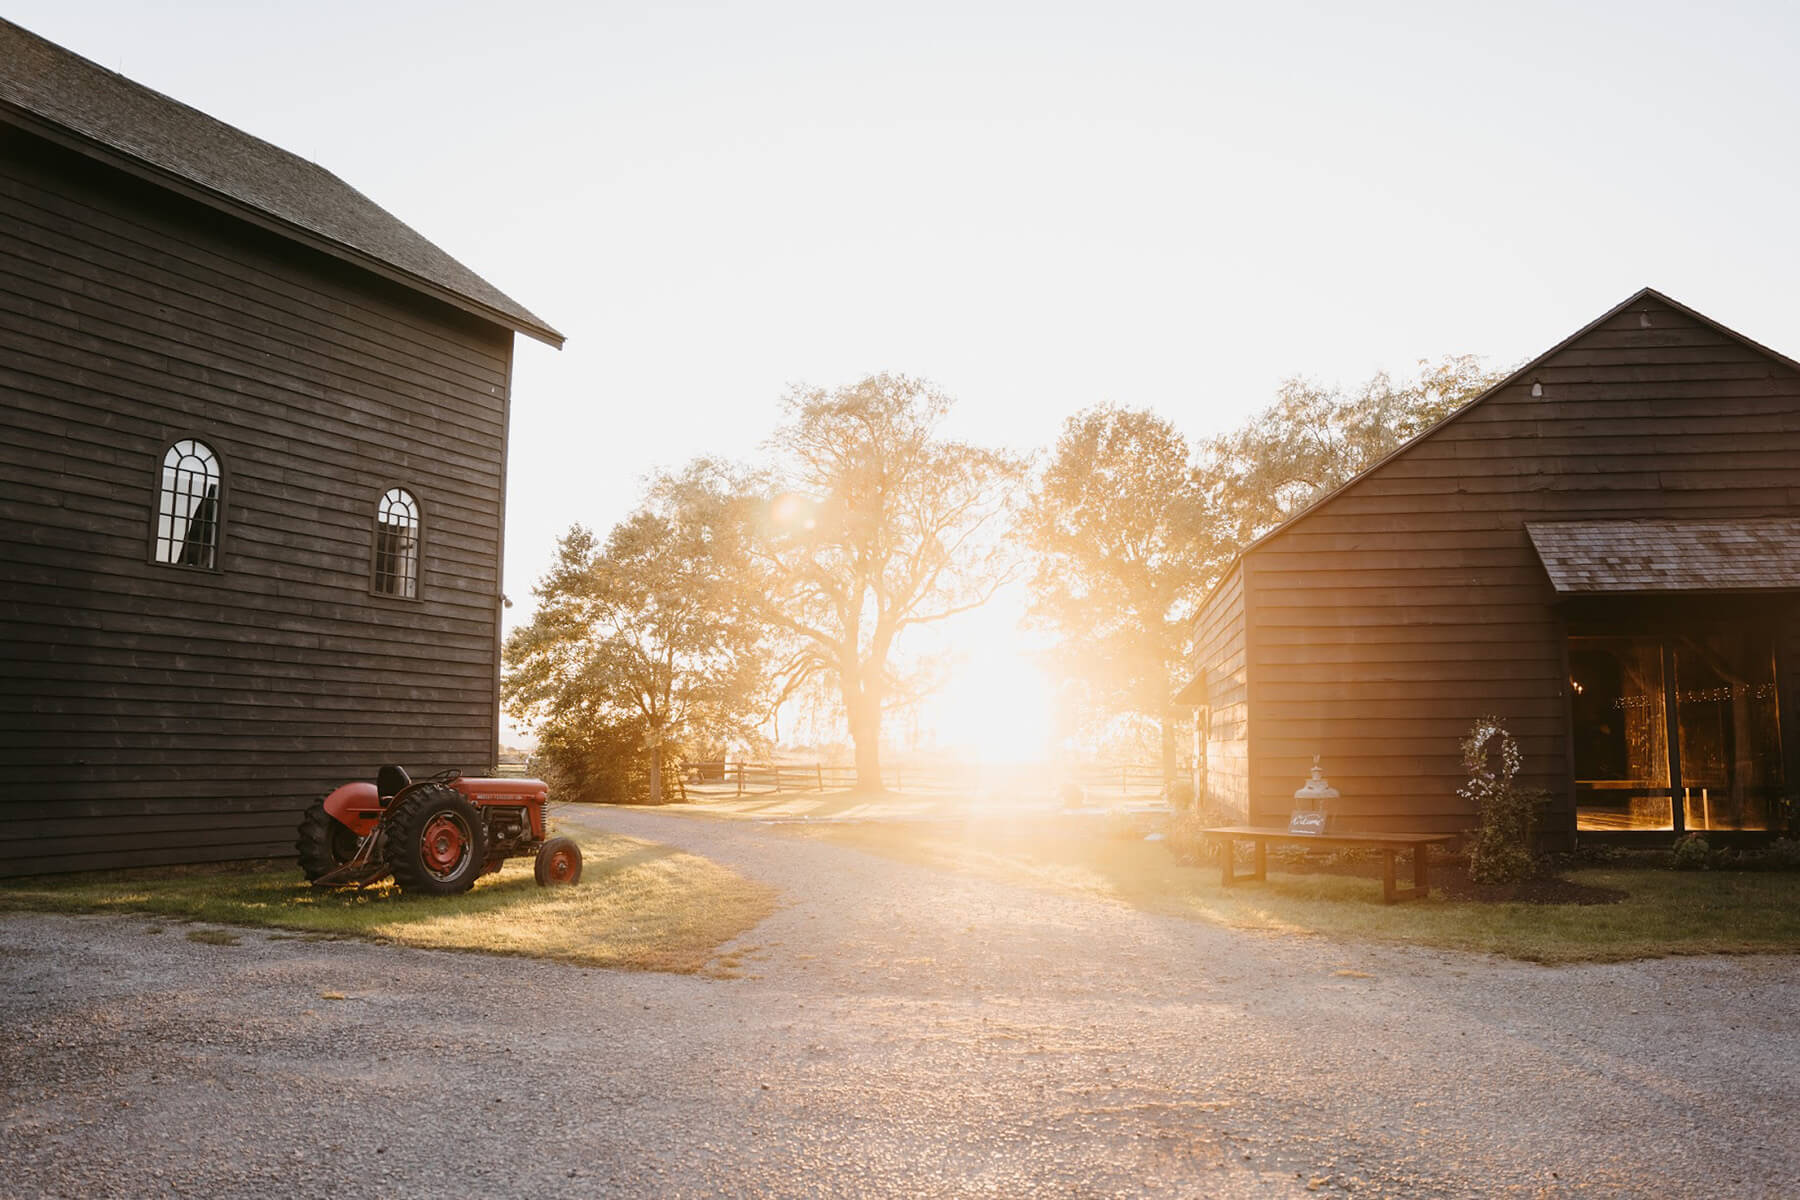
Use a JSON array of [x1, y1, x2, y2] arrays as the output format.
[[1431, 862, 1627, 905], [1262, 847, 1628, 905]]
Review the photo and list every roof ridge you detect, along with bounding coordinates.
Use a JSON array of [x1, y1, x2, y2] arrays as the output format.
[[1192, 288, 1794, 626], [1229, 287, 1661, 559], [0, 16, 345, 179], [0, 17, 563, 348], [1238, 287, 1800, 558]]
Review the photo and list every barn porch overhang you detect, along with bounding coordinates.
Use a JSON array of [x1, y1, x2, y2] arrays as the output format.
[[1525, 517, 1800, 596], [1173, 673, 1207, 706], [1526, 518, 1800, 840]]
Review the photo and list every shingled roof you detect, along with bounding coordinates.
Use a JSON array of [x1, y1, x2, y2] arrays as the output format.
[[1526, 518, 1800, 594], [0, 18, 562, 347]]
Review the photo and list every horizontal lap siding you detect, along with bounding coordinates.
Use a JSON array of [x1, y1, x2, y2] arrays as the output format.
[[0, 130, 514, 875], [1192, 563, 1248, 816], [1243, 298, 1800, 840]]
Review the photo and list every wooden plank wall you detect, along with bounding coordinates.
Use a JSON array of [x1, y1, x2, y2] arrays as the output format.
[[1243, 296, 1800, 840], [1191, 561, 1249, 816], [0, 128, 514, 875]]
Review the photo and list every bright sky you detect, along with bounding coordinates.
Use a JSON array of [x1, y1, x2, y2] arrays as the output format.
[[15, 1, 1800, 756]]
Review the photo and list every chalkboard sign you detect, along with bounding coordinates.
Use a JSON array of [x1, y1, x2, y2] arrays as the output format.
[[1288, 809, 1328, 835]]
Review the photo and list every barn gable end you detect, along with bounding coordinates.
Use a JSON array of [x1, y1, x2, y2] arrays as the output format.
[[0, 23, 559, 875], [1194, 289, 1800, 841]]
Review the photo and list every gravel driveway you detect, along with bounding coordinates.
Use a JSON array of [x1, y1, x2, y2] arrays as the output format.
[[3, 806, 1797, 1198]]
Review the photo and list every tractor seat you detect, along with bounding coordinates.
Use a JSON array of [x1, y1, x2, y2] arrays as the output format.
[[375, 764, 412, 806]]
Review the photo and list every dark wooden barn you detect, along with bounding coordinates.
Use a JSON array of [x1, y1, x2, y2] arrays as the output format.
[[1185, 288, 1800, 847], [0, 20, 563, 876]]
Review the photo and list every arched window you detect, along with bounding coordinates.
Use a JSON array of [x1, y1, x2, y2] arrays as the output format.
[[373, 487, 421, 598], [153, 439, 221, 569]]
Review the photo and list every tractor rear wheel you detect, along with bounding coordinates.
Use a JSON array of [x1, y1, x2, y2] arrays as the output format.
[[386, 784, 487, 896], [296, 798, 361, 881], [534, 836, 582, 886]]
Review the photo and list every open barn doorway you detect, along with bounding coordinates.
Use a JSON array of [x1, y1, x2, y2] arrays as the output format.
[[1570, 629, 1782, 833]]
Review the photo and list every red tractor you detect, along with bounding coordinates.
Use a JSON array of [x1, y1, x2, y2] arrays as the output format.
[[296, 765, 582, 895]]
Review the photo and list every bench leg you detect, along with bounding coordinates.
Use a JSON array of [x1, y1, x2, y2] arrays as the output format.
[[1217, 837, 1266, 889], [1382, 845, 1431, 904]]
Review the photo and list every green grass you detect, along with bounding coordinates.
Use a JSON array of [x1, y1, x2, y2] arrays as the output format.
[[794, 822, 1800, 963], [0, 832, 778, 973]]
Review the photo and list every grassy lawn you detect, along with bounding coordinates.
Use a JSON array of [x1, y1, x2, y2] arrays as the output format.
[[0, 832, 778, 973], [792, 820, 1800, 963]]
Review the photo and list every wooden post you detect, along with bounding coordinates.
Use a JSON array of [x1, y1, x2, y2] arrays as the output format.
[[736, 762, 743, 798], [817, 764, 824, 791]]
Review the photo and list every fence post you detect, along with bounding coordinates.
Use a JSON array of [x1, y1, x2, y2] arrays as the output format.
[[816, 764, 824, 792], [736, 762, 743, 798]]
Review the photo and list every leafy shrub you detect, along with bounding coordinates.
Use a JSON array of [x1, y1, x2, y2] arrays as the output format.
[[531, 718, 652, 804], [1569, 841, 1626, 866], [1459, 716, 1540, 884], [1761, 837, 1800, 870], [1689, 838, 1800, 872], [1165, 811, 1211, 865], [1671, 833, 1712, 871], [1165, 804, 1239, 866], [1163, 778, 1196, 811], [1058, 782, 1087, 810]]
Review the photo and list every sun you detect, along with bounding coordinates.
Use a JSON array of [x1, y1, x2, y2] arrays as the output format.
[[916, 647, 1057, 766]]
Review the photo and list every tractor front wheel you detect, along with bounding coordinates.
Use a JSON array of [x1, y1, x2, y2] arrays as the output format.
[[386, 784, 487, 896], [534, 836, 582, 886], [296, 798, 361, 881]]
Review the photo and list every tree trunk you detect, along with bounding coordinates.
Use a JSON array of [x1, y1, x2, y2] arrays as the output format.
[[849, 690, 884, 793], [1159, 707, 1178, 787], [648, 742, 664, 806]]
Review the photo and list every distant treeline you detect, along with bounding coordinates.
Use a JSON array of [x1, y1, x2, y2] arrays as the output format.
[[504, 358, 1507, 803]]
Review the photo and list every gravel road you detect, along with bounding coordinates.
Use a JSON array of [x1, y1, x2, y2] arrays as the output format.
[[3, 806, 1797, 1198]]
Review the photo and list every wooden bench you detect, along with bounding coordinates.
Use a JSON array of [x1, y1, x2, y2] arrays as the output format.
[[1201, 826, 1458, 904]]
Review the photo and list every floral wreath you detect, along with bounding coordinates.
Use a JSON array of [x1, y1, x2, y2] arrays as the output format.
[[1459, 715, 1522, 803]]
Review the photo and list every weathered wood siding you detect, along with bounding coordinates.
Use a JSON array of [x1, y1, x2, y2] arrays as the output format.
[[1241, 295, 1800, 839], [1191, 561, 1249, 816], [0, 128, 513, 875]]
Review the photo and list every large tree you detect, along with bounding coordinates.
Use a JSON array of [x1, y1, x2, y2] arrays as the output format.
[[503, 481, 767, 804], [1209, 355, 1507, 544], [1021, 406, 1229, 782], [744, 374, 1026, 791]]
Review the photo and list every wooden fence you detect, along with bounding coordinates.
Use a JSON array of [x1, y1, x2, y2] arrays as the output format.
[[680, 760, 1169, 799]]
